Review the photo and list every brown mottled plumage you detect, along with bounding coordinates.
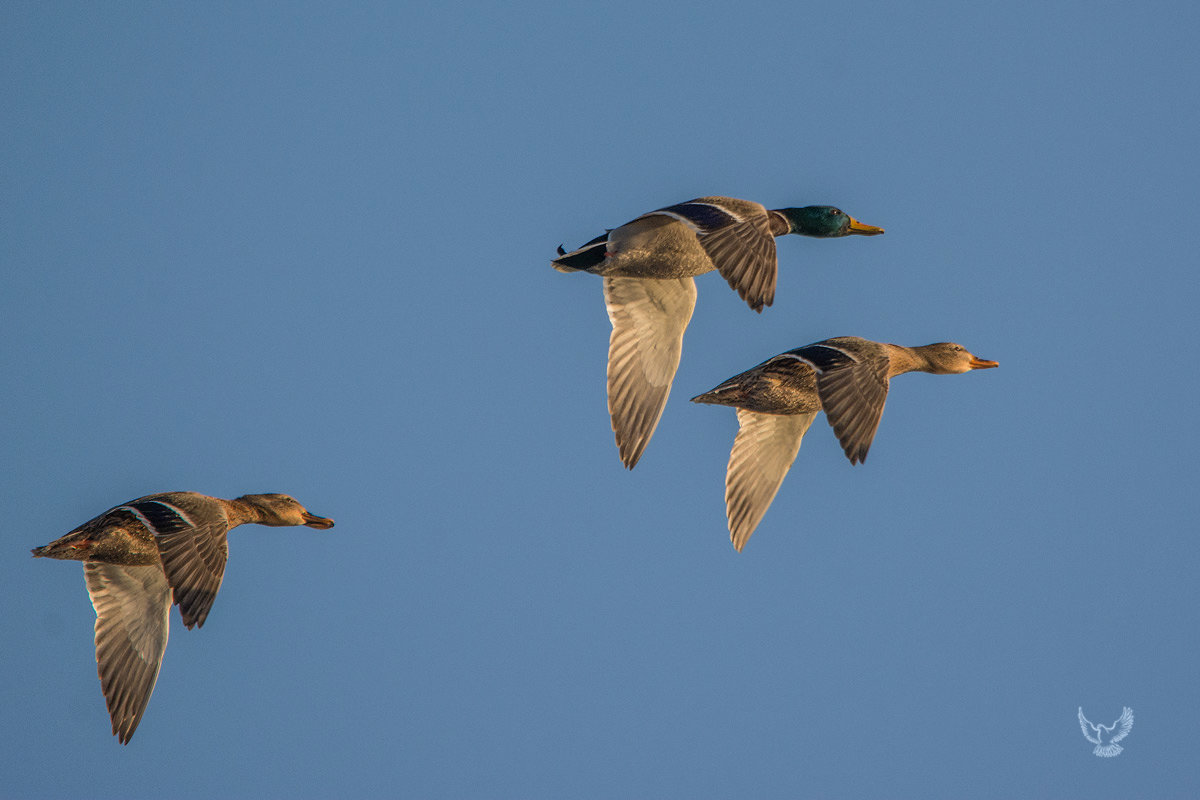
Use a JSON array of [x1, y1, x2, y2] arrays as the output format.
[[33, 491, 334, 744], [693, 337, 997, 551]]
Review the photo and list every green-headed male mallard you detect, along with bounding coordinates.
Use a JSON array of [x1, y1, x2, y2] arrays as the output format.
[[692, 337, 997, 551], [32, 491, 335, 744], [554, 196, 884, 469]]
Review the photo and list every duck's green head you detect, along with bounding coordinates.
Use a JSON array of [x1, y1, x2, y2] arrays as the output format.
[[779, 206, 884, 238]]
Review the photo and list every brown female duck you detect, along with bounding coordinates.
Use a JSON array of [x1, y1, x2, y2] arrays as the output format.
[[32, 491, 334, 744], [692, 337, 997, 551]]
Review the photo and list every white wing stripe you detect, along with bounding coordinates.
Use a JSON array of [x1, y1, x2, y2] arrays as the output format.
[[690, 201, 744, 222], [146, 500, 198, 529], [806, 344, 860, 372], [769, 353, 819, 370], [647, 209, 702, 233], [116, 505, 157, 534]]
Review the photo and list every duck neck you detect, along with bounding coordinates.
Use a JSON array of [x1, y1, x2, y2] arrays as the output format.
[[882, 344, 928, 377], [223, 496, 266, 528], [767, 210, 792, 237]]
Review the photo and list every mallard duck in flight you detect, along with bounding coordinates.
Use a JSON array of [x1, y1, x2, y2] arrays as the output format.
[[554, 196, 884, 468], [692, 337, 997, 550], [32, 491, 335, 744]]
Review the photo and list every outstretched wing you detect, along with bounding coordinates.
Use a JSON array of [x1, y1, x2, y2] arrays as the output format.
[[85, 563, 171, 744], [725, 410, 817, 551], [122, 498, 230, 629], [800, 341, 890, 465], [603, 276, 697, 468], [1078, 707, 1100, 744], [1110, 707, 1134, 743], [646, 198, 777, 312], [696, 215, 777, 312]]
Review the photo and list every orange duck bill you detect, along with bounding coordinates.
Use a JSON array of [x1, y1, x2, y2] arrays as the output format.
[[846, 216, 885, 235]]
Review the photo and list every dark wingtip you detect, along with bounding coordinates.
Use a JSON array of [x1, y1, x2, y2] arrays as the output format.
[[114, 718, 136, 745], [556, 244, 566, 256], [619, 446, 643, 470], [744, 295, 768, 313]]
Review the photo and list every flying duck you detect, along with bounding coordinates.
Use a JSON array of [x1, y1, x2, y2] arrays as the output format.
[[692, 337, 996, 550], [32, 491, 335, 743]]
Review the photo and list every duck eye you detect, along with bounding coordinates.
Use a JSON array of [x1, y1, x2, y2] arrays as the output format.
[[828, 208, 841, 217]]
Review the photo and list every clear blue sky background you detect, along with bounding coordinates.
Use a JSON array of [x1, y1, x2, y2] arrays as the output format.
[[3, 2, 1197, 797]]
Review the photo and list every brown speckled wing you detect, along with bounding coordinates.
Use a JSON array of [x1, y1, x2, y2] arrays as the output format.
[[801, 343, 890, 464], [725, 410, 817, 551], [603, 276, 697, 469], [697, 213, 777, 312], [126, 499, 230, 629], [84, 562, 170, 744]]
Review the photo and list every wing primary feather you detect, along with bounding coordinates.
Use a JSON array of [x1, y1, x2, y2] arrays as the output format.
[[603, 276, 697, 468], [85, 563, 171, 744], [724, 410, 817, 551]]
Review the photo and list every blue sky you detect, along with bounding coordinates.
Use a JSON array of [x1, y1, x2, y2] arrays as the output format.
[[3, 1, 1198, 797]]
